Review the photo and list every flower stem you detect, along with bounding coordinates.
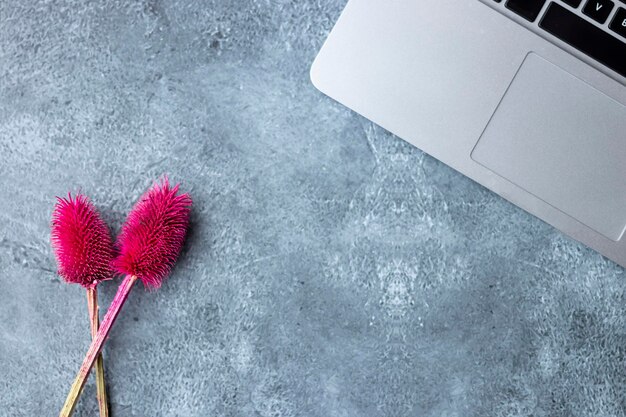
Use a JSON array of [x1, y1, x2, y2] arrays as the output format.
[[60, 275, 138, 417], [86, 286, 109, 417]]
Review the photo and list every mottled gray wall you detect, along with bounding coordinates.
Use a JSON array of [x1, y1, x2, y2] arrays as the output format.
[[1, 1, 625, 416]]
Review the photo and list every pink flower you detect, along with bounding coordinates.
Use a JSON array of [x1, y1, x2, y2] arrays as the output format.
[[113, 178, 192, 288], [51, 193, 114, 288]]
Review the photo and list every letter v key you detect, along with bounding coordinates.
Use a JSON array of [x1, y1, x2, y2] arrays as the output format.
[[582, 0, 614, 24]]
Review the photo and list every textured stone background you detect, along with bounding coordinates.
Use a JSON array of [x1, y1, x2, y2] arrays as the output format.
[[1, 1, 626, 416]]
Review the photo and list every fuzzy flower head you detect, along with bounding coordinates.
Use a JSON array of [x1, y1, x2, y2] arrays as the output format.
[[51, 193, 115, 288], [113, 178, 192, 289]]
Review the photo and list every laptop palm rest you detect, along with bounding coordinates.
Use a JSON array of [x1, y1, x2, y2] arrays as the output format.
[[471, 53, 626, 241]]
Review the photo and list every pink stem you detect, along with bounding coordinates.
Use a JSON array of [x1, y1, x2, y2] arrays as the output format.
[[59, 275, 138, 417]]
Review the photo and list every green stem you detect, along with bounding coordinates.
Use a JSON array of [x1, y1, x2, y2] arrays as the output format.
[[87, 286, 109, 417]]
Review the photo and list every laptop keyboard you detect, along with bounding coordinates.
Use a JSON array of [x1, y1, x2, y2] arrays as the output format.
[[492, 0, 626, 78]]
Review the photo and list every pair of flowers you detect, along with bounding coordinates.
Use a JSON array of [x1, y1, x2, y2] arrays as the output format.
[[51, 178, 192, 417]]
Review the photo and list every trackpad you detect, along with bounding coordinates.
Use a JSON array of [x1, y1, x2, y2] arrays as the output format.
[[471, 53, 626, 241]]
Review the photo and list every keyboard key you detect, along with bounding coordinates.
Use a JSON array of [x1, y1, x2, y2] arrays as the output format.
[[506, 0, 547, 21], [540, 3, 626, 77], [562, 0, 583, 7], [610, 7, 626, 37], [582, 0, 614, 23]]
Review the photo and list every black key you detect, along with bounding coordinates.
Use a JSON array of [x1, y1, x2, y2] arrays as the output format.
[[582, 0, 614, 23], [562, 0, 583, 7], [506, 0, 547, 21], [610, 7, 626, 37], [540, 3, 626, 77]]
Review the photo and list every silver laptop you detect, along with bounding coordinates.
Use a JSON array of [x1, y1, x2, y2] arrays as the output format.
[[311, 0, 626, 268]]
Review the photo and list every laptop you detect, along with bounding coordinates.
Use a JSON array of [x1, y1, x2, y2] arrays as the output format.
[[311, 0, 626, 268]]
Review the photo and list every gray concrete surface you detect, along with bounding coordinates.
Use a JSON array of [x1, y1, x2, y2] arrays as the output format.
[[1, 1, 625, 416]]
